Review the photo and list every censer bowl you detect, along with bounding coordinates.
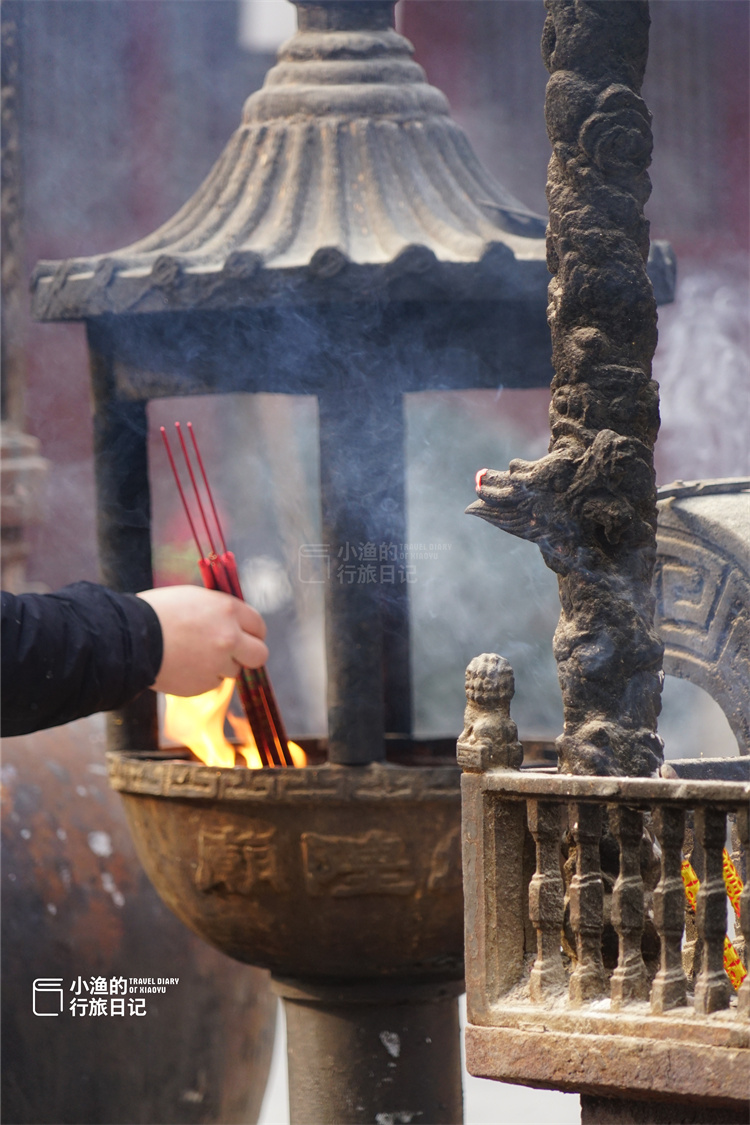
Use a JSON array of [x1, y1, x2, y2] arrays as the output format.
[[107, 751, 464, 983]]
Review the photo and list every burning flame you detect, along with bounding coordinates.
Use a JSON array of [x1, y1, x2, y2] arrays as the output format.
[[164, 679, 306, 768]]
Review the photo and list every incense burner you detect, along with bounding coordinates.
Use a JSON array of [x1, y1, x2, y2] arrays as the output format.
[[107, 752, 463, 982], [108, 748, 466, 1124]]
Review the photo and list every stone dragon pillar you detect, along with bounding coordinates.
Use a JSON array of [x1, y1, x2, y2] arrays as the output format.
[[469, 0, 664, 777]]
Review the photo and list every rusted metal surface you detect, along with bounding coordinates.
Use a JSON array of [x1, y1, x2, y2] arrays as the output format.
[[25, 2, 543, 1117], [108, 753, 463, 982], [49, 0, 559, 770], [460, 506, 750, 1111], [28, 9, 673, 324], [277, 976, 464, 1125], [579, 1093, 748, 1124], [465, 1024, 748, 1108], [461, 456, 750, 1109], [29, 3, 672, 332], [29, 0, 551, 320], [28, 0, 671, 776], [655, 478, 750, 753], [469, 0, 664, 778], [1, 717, 276, 1125], [110, 748, 465, 1123], [465, 998, 749, 1049], [460, 693, 749, 1108]]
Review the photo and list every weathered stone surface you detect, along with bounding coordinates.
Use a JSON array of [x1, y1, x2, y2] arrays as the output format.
[[650, 804, 688, 1013], [461, 766, 750, 1104], [460, 773, 527, 1021], [693, 807, 732, 1015], [609, 806, 650, 1007], [527, 800, 567, 1000], [479, 769, 750, 809], [568, 803, 608, 1003], [456, 653, 523, 772], [468, 0, 664, 777], [655, 479, 750, 753]]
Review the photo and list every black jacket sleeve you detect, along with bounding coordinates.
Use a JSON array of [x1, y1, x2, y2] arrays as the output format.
[[1, 582, 163, 737]]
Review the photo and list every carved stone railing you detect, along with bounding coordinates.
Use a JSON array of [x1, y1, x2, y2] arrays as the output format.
[[461, 764, 750, 1108]]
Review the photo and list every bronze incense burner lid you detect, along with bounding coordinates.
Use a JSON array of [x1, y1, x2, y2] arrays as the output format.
[[108, 752, 463, 983], [30, 0, 551, 323]]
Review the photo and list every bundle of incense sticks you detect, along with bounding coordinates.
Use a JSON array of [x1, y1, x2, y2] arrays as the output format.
[[161, 422, 294, 768]]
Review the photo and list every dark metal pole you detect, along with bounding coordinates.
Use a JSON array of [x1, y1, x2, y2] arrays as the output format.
[[318, 377, 411, 763], [88, 320, 158, 753], [277, 978, 464, 1125]]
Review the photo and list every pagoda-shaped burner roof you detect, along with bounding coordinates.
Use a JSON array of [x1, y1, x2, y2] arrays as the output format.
[[31, 11, 552, 321]]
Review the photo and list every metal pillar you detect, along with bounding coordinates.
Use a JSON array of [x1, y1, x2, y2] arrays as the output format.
[[88, 321, 158, 753], [276, 978, 464, 1125], [319, 379, 410, 764]]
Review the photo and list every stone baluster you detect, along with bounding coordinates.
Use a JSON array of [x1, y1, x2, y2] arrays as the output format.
[[609, 806, 648, 1007], [459, 654, 526, 1016], [650, 805, 687, 1013], [737, 806, 750, 1020], [527, 801, 566, 1000], [568, 803, 607, 1005], [693, 807, 731, 1014]]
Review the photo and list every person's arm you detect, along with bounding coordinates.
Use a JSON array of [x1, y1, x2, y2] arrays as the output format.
[[1, 581, 163, 737], [1, 582, 268, 737]]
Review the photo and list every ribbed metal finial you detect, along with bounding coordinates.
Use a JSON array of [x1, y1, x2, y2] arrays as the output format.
[[293, 1, 395, 33], [242, 2, 451, 124]]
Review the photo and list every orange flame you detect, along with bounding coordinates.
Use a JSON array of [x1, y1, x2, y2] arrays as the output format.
[[164, 679, 306, 768]]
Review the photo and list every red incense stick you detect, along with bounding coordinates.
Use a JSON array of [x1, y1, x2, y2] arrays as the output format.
[[188, 422, 228, 554], [186, 422, 293, 766], [161, 425, 278, 767], [175, 423, 288, 765], [175, 423, 217, 557], [159, 425, 293, 768]]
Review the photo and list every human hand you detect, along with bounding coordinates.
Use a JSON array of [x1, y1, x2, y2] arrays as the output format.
[[137, 585, 268, 697]]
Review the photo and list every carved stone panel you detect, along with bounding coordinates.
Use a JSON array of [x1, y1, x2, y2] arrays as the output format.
[[655, 484, 750, 752]]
